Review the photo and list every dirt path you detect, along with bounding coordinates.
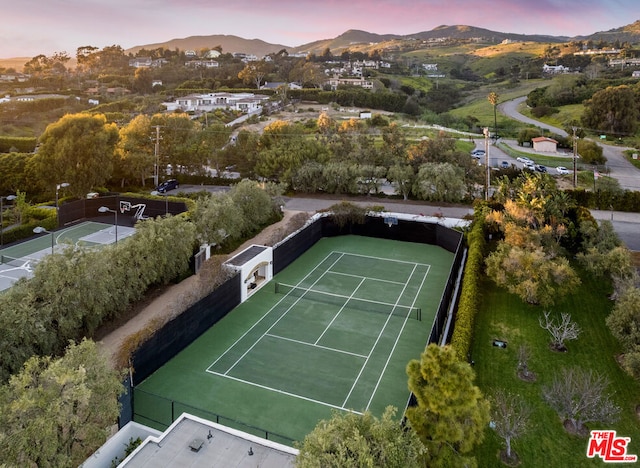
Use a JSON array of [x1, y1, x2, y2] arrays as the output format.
[[97, 210, 306, 367]]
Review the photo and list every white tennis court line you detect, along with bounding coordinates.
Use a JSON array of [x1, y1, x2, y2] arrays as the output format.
[[327, 270, 405, 285], [205, 251, 345, 373], [264, 333, 368, 359], [205, 249, 431, 415], [365, 263, 432, 411], [314, 276, 367, 345], [207, 371, 363, 415], [335, 250, 432, 268], [342, 263, 421, 408], [221, 254, 345, 376]]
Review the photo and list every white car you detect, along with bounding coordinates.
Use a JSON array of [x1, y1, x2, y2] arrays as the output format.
[[517, 156, 533, 164], [556, 166, 570, 175]]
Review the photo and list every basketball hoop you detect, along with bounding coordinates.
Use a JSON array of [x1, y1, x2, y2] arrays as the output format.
[[383, 216, 398, 228]]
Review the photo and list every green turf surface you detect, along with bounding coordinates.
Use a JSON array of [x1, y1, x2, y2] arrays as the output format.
[[134, 235, 456, 443], [471, 271, 640, 467]]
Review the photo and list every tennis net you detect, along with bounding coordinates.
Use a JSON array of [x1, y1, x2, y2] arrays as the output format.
[[275, 282, 421, 321]]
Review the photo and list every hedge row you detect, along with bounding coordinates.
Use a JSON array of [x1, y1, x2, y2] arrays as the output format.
[[0, 215, 197, 382], [450, 204, 488, 362], [568, 188, 640, 212], [1, 206, 57, 245], [0, 136, 37, 153]]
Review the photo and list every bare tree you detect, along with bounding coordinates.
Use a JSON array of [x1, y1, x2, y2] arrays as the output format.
[[539, 311, 581, 351], [490, 389, 532, 462], [517, 344, 536, 381], [543, 367, 620, 434]]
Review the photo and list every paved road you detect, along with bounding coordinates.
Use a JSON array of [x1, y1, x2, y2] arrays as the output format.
[[499, 97, 640, 191], [178, 186, 640, 250]]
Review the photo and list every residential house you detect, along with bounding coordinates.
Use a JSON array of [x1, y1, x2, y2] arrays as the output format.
[[542, 64, 570, 74], [162, 92, 269, 113], [185, 60, 219, 68], [0, 73, 29, 82], [327, 76, 373, 90], [129, 57, 152, 68]]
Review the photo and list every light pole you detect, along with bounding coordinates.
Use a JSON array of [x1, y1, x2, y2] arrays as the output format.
[[483, 127, 490, 201], [1, 194, 16, 246], [572, 127, 578, 188], [33, 226, 54, 255], [56, 182, 70, 215], [98, 206, 118, 244]]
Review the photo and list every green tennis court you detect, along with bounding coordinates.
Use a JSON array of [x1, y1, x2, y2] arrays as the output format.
[[134, 235, 455, 443]]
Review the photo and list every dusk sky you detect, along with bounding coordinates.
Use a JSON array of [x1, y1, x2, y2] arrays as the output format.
[[1, 0, 637, 58]]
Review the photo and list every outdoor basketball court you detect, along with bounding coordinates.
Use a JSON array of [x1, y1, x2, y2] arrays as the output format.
[[134, 235, 455, 443], [0, 221, 136, 291]]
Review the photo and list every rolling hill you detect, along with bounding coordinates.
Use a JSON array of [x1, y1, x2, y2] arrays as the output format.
[[2, 20, 639, 71], [125, 34, 289, 57]]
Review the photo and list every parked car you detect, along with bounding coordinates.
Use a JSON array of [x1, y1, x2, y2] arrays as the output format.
[[471, 149, 485, 159], [156, 179, 179, 193], [556, 166, 570, 175], [535, 164, 547, 173], [517, 156, 534, 164], [500, 161, 510, 169]]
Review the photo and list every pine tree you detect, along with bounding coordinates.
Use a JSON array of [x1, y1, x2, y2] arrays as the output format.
[[406, 344, 490, 467]]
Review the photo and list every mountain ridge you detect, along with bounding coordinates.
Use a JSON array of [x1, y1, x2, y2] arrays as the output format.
[[1, 20, 639, 65]]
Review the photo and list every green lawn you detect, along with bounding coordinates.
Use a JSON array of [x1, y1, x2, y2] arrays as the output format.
[[470, 270, 640, 467]]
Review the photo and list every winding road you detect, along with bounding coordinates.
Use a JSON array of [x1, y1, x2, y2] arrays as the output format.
[[499, 96, 640, 191]]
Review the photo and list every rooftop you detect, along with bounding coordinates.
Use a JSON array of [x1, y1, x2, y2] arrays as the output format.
[[120, 413, 298, 467]]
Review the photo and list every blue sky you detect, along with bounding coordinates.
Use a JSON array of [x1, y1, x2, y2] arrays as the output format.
[[1, 0, 636, 58]]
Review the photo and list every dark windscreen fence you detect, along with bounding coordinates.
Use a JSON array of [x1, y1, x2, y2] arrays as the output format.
[[428, 233, 465, 345], [58, 196, 188, 227], [118, 374, 134, 429], [275, 282, 421, 321], [130, 273, 241, 384], [272, 219, 322, 275]]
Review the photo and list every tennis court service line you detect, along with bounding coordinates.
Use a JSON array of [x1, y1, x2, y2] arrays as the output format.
[[342, 263, 420, 409], [205, 251, 346, 374], [207, 370, 364, 416], [327, 270, 405, 286], [365, 263, 432, 411], [336, 250, 432, 267], [314, 276, 367, 345], [264, 333, 368, 359]]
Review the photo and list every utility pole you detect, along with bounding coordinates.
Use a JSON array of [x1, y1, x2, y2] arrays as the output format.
[[484, 127, 490, 201], [572, 126, 578, 188], [152, 125, 161, 187]]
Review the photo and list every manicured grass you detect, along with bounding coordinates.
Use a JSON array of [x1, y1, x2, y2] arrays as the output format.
[[471, 270, 640, 467]]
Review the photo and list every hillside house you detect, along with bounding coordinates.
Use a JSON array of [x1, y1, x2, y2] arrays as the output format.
[[532, 136, 558, 152], [129, 57, 152, 68], [327, 76, 373, 90], [542, 64, 570, 74], [185, 60, 219, 68], [162, 92, 269, 113]]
